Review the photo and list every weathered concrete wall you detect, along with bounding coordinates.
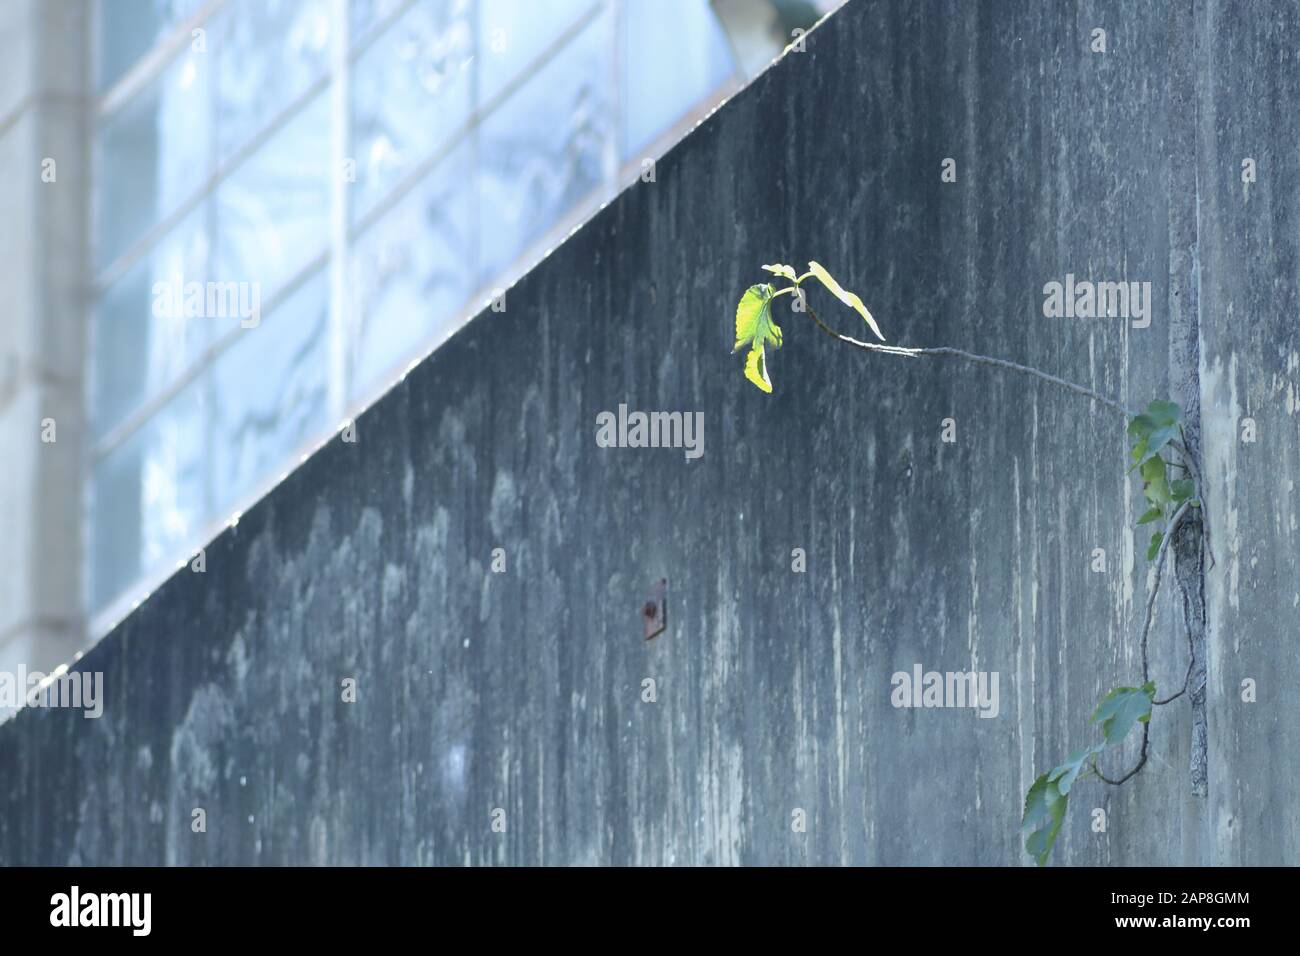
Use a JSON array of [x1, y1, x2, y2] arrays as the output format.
[[1194, 0, 1300, 864], [1, 0, 1295, 865]]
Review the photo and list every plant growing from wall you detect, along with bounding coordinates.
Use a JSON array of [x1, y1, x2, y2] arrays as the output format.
[[733, 263, 1209, 865]]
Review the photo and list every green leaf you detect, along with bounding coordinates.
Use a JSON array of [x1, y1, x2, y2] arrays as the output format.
[[1136, 506, 1163, 525], [1146, 432, 1176, 465], [761, 263, 798, 282], [805, 261, 885, 341], [734, 284, 781, 351], [1128, 439, 1148, 470], [1128, 402, 1182, 470], [1021, 773, 1068, 866], [1171, 478, 1195, 503], [1092, 683, 1156, 745], [1139, 456, 1166, 482], [1133, 424, 1179, 468], [1127, 414, 1156, 441], [1140, 456, 1171, 505], [1047, 742, 1104, 795], [1146, 531, 1163, 561], [1145, 400, 1181, 427], [743, 346, 772, 393], [734, 284, 783, 393]]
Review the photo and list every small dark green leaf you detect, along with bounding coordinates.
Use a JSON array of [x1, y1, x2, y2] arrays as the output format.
[[1092, 683, 1156, 745], [1133, 424, 1179, 467], [1021, 773, 1068, 866], [1137, 506, 1163, 525], [1127, 414, 1156, 440], [1141, 456, 1171, 505], [1171, 478, 1195, 502], [1128, 440, 1148, 472], [1139, 457, 1165, 482], [1145, 400, 1181, 427], [1047, 742, 1104, 795], [1128, 402, 1182, 470]]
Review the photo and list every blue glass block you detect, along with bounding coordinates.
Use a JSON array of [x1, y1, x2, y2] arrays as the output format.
[[350, 0, 474, 224], [212, 0, 335, 165], [347, 141, 476, 401], [96, 45, 212, 269], [90, 374, 209, 612], [213, 90, 332, 300], [92, 207, 211, 440], [477, 7, 612, 283], [350, 0, 456, 48], [476, 0, 593, 105], [96, 0, 208, 92], [209, 268, 331, 518]]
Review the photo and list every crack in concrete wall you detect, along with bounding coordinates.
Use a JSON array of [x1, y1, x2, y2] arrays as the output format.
[[1165, 0, 1209, 800]]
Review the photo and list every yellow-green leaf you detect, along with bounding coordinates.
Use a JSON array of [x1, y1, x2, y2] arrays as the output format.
[[761, 263, 798, 281], [734, 284, 783, 392], [806, 260, 885, 341], [734, 284, 781, 350], [744, 344, 772, 392]]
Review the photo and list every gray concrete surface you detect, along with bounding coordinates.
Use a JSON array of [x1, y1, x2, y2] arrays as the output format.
[[0, 0, 1295, 865]]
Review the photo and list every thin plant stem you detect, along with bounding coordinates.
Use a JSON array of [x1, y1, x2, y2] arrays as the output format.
[[801, 302, 1137, 416], [797, 296, 1206, 791]]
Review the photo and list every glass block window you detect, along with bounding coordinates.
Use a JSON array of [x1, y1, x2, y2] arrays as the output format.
[[88, 0, 740, 629]]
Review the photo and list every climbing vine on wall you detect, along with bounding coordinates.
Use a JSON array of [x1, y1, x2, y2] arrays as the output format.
[[733, 263, 1207, 864]]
